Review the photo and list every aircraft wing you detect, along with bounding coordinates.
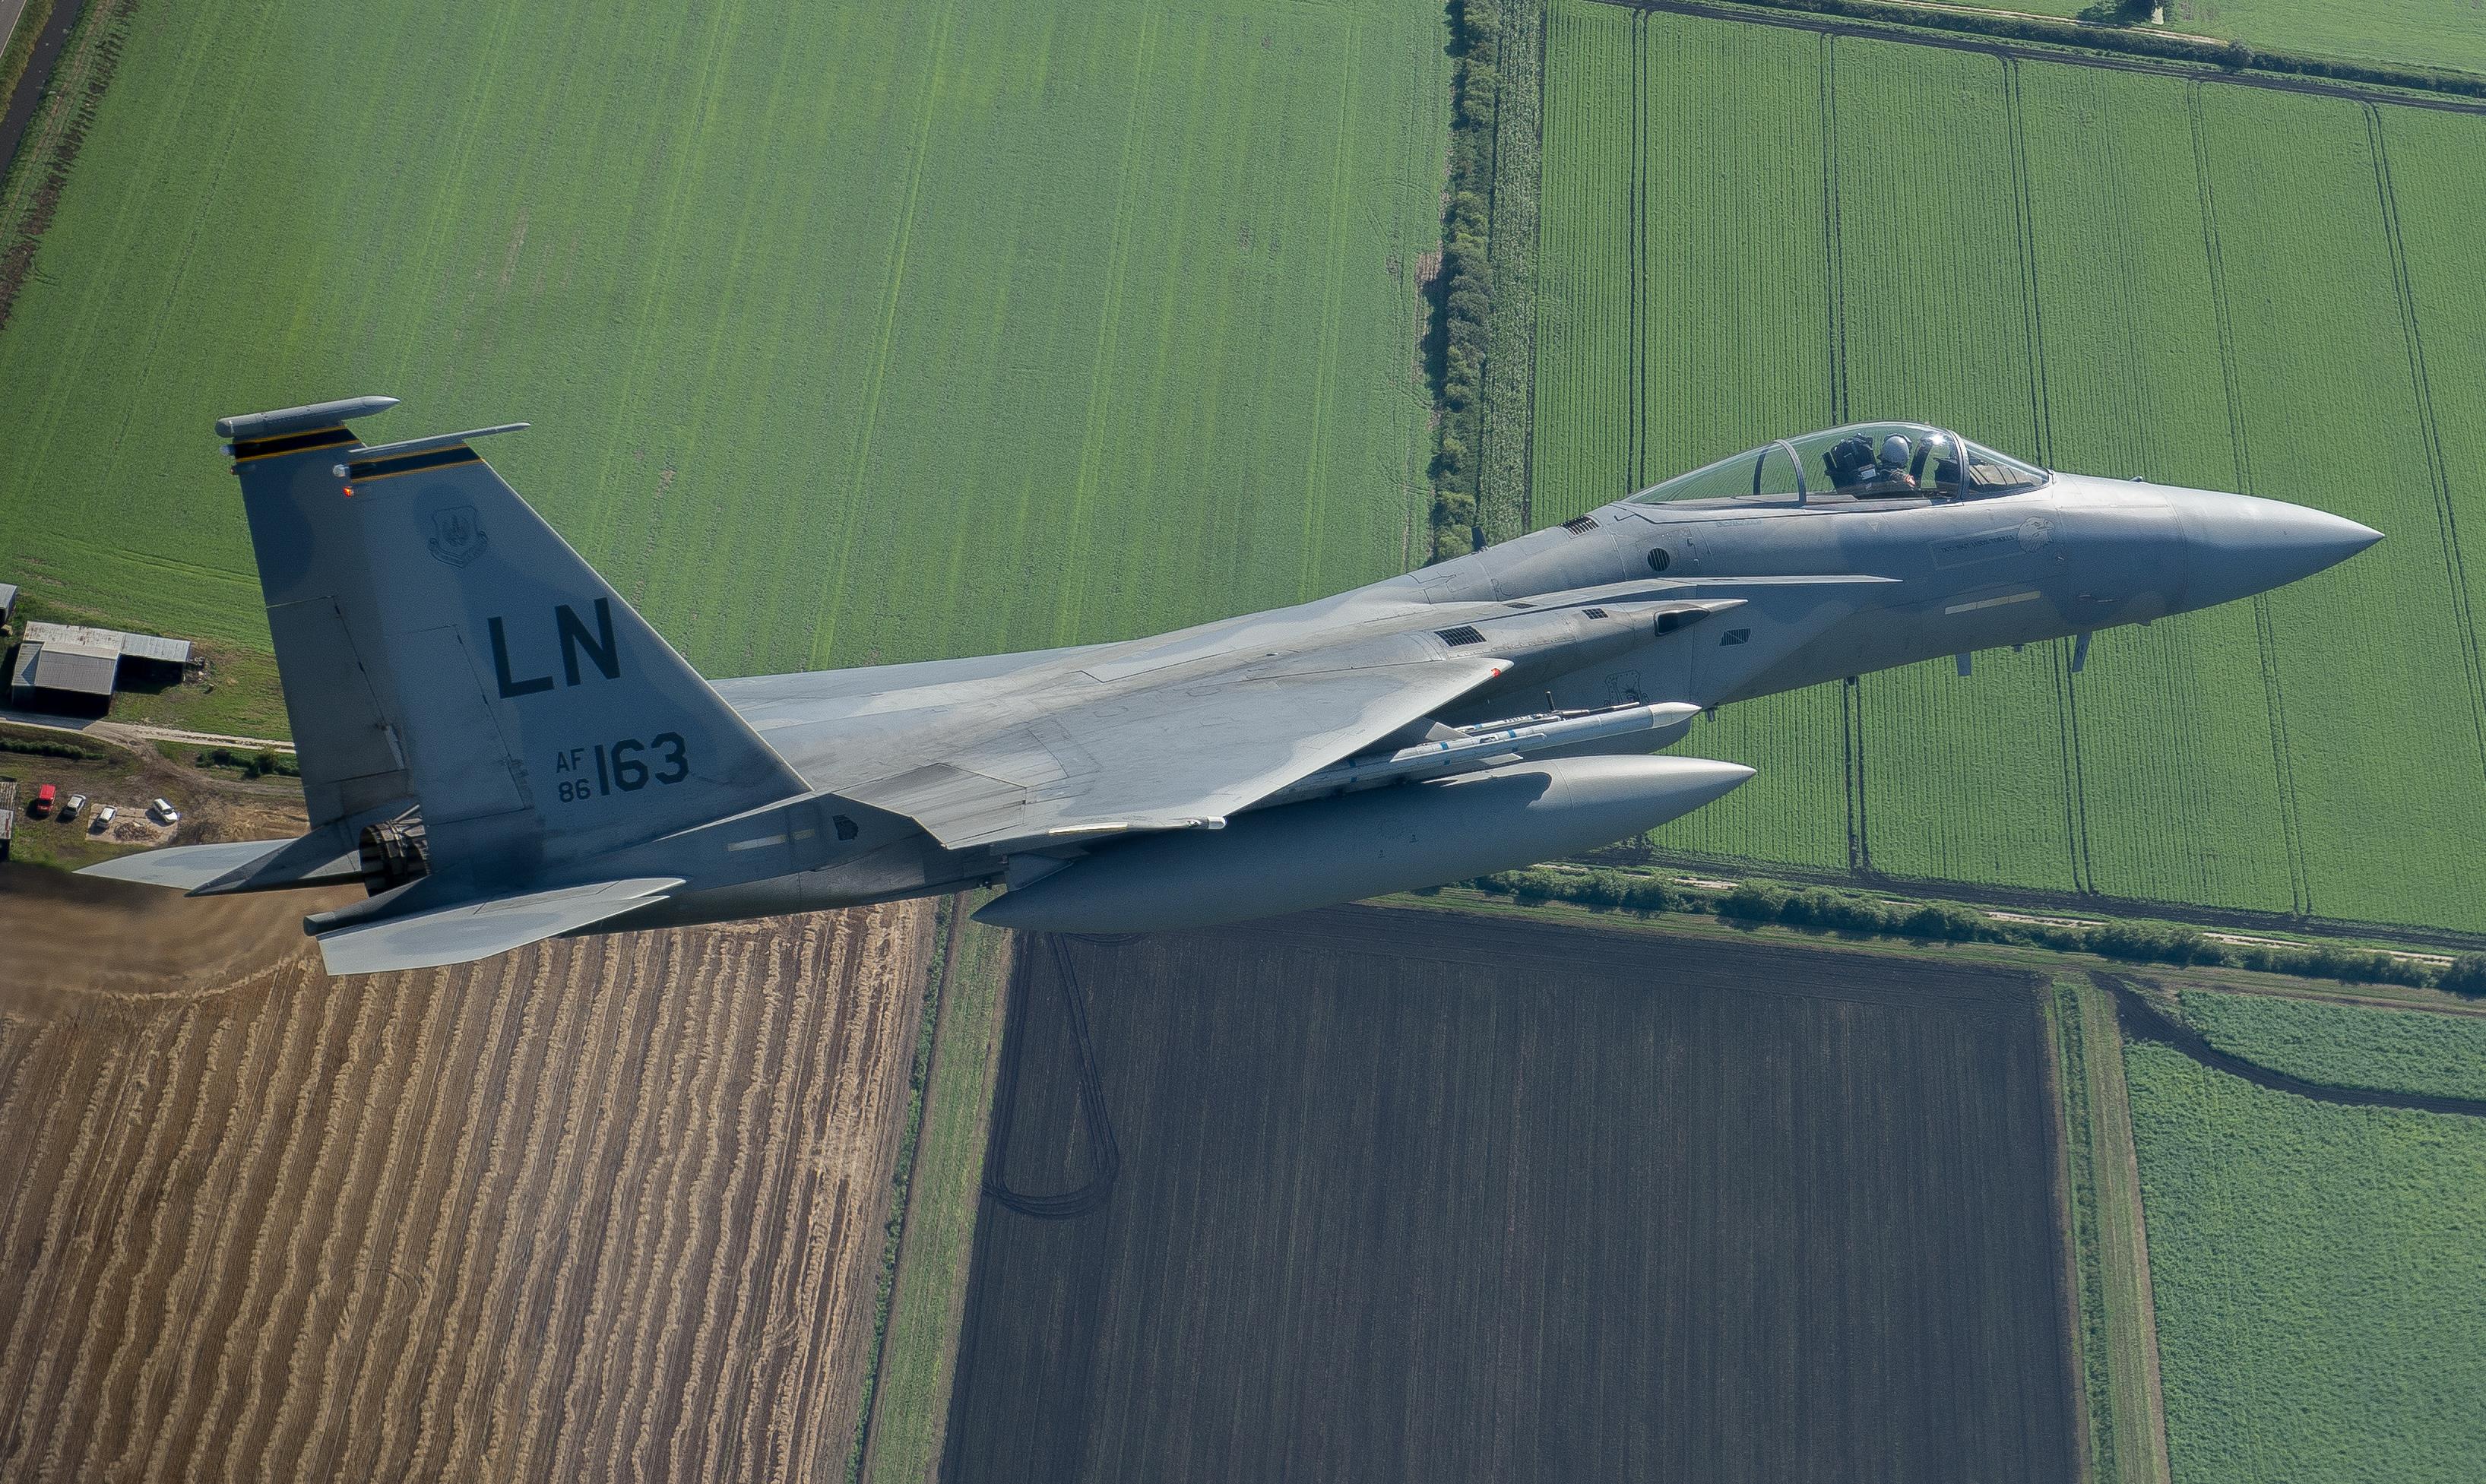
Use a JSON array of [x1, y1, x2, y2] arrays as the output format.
[[839, 652, 1511, 853], [314, 877, 685, 975]]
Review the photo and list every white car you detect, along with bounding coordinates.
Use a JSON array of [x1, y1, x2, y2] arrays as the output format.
[[93, 805, 116, 831], [62, 793, 86, 821], [150, 798, 179, 826]]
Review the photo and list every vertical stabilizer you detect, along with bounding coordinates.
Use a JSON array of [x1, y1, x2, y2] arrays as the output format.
[[222, 398, 807, 895]]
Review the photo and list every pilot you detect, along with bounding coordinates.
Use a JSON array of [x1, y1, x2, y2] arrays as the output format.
[[1868, 433, 1919, 494]]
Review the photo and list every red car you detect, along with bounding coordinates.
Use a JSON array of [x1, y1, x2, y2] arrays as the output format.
[[30, 783, 56, 817]]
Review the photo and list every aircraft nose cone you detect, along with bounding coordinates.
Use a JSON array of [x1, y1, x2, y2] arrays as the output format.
[[2177, 491, 2381, 612]]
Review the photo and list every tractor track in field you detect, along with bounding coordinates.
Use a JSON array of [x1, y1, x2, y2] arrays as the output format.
[[1996, 55, 2098, 897], [2185, 78, 2313, 918], [1626, 6, 1650, 490], [2097, 972, 2486, 1118], [1816, 32, 1848, 423], [2361, 103, 2486, 793], [1839, 675, 1870, 872], [1588, 0, 2486, 116], [978, 934, 1119, 1222]]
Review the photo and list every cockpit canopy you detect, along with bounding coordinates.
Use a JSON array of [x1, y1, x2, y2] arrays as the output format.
[[1626, 422, 2050, 508]]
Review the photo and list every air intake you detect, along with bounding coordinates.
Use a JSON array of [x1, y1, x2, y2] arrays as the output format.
[[1435, 625, 1487, 647], [1562, 514, 1599, 535], [1582, 607, 1607, 619]]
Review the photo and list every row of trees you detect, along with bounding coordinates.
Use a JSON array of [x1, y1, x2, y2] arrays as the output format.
[[1462, 866, 2486, 993], [1427, 0, 1504, 563]]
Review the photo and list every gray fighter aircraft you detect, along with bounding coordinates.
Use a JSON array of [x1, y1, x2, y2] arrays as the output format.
[[86, 399, 2379, 973]]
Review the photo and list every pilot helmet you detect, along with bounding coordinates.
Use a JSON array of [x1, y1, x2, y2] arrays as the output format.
[[1878, 433, 1912, 468]]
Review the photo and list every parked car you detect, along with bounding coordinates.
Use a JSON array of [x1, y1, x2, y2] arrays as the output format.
[[93, 805, 116, 831], [30, 783, 55, 816], [150, 798, 179, 826], [62, 793, 85, 821]]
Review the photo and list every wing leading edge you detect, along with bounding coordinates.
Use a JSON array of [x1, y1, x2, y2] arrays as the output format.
[[842, 654, 1511, 853]]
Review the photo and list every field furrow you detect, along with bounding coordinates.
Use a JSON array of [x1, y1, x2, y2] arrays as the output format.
[[90, 1011, 228, 1469], [278, 962, 443, 1477], [0, 893, 932, 1479], [470, 935, 642, 1482]]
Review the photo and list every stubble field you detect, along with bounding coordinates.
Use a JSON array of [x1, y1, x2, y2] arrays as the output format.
[[0, 873, 934, 1479], [1531, 0, 2486, 932], [939, 906, 2079, 1482]]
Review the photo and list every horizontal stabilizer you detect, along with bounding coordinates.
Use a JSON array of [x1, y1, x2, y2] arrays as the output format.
[[315, 877, 682, 976], [80, 840, 296, 891]]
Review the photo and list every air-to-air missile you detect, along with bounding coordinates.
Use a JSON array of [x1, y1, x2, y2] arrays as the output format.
[[89, 403, 2378, 973]]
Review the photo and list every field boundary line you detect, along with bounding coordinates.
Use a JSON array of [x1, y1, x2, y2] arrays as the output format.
[[2361, 105, 2486, 789], [1579, 0, 2486, 113]]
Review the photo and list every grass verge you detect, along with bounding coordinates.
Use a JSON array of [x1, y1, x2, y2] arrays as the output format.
[[857, 894, 1016, 1484], [2053, 976, 2174, 1484]]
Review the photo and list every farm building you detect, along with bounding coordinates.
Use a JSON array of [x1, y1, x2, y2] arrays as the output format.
[[7, 620, 195, 715]]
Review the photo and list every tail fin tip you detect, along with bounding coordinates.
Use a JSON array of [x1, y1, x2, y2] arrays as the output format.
[[216, 395, 400, 443]]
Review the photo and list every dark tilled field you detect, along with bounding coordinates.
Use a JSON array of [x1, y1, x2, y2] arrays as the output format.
[[943, 906, 2079, 1483]]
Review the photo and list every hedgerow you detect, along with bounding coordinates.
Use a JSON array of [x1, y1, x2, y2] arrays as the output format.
[[1466, 868, 2445, 986]]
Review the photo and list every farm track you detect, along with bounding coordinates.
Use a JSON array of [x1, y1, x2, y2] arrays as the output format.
[[1591, 0, 2486, 115], [0, 884, 934, 1479], [2098, 973, 2486, 1118], [945, 904, 2080, 1481]]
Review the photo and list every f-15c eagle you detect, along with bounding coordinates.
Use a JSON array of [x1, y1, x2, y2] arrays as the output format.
[[87, 398, 2379, 973]]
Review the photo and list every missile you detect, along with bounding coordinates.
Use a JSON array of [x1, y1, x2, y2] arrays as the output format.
[[1254, 701, 1704, 807], [974, 752, 1754, 934]]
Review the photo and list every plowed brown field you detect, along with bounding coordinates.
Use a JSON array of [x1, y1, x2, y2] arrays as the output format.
[[0, 869, 934, 1480], [945, 905, 2080, 1483]]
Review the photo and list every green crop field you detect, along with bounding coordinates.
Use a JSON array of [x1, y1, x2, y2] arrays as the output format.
[[2182, 990, 2486, 1100], [2159, 0, 2486, 78], [1533, 0, 2486, 932], [0, 0, 1447, 682], [2125, 1043, 2486, 1482]]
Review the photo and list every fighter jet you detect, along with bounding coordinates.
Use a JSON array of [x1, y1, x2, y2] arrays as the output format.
[[85, 400, 2379, 973]]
